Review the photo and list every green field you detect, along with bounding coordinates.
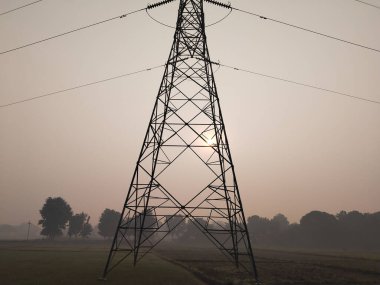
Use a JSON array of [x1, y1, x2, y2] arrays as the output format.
[[0, 241, 379, 285], [0, 241, 206, 285]]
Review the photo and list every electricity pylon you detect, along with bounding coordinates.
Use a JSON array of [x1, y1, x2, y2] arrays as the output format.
[[102, 0, 258, 282]]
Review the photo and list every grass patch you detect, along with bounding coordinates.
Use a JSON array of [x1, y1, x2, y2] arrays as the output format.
[[0, 241, 206, 285]]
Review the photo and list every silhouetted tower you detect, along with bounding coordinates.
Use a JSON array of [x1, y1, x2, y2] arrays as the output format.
[[102, 0, 258, 282]]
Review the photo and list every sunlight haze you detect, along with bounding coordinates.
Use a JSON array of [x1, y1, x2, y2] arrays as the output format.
[[0, 0, 379, 225]]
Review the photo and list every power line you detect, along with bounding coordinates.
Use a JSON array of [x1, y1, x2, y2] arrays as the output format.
[[218, 63, 380, 105], [0, 62, 380, 108], [0, 64, 164, 109], [230, 6, 380, 54], [0, 7, 145, 56], [0, 0, 44, 17], [353, 0, 380, 9], [2, 62, 378, 108]]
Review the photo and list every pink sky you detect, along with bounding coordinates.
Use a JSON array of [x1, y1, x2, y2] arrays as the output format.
[[0, 0, 379, 225]]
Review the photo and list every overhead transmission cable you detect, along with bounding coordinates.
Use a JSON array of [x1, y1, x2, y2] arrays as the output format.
[[0, 64, 164, 109], [204, 0, 380, 54], [0, 7, 145, 56], [1, 61, 378, 108], [232, 6, 380, 53], [0, 0, 44, 17], [217, 63, 380, 105], [353, 0, 380, 9]]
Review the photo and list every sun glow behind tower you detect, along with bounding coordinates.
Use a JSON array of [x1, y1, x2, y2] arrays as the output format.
[[101, 0, 259, 282]]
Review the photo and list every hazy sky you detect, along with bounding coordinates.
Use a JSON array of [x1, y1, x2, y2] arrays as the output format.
[[0, 0, 379, 225]]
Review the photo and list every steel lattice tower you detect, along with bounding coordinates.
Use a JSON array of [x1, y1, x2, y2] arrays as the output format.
[[102, 0, 258, 282]]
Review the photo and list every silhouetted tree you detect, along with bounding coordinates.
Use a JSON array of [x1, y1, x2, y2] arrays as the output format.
[[38, 197, 73, 239], [134, 208, 158, 230], [80, 220, 93, 238], [123, 208, 159, 240], [271, 213, 290, 232], [246, 210, 380, 250], [247, 215, 271, 244], [368, 212, 380, 249], [336, 210, 380, 250], [98, 209, 121, 239], [165, 214, 186, 239], [68, 213, 87, 238], [299, 211, 338, 248], [179, 218, 209, 244]]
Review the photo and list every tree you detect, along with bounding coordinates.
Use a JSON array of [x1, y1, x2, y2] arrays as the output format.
[[136, 208, 158, 230], [68, 213, 87, 238], [39, 197, 73, 239], [165, 214, 186, 239], [299, 211, 338, 248], [80, 218, 93, 238], [247, 215, 271, 243], [336, 210, 380, 250], [98, 209, 121, 239], [300, 211, 337, 230], [271, 213, 290, 232], [179, 218, 208, 244]]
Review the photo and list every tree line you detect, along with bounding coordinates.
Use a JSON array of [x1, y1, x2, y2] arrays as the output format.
[[38, 197, 380, 251], [38, 197, 119, 239], [247, 211, 380, 250]]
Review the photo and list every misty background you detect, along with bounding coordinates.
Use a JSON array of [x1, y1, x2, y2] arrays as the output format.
[[2, 201, 379, 253], [0, 0, 379, 227]]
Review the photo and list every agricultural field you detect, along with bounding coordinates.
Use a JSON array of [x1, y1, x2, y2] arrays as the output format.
[[0, 240, 379, 285], [158, 246, 380, 284], [0, 240, 206, 285]]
